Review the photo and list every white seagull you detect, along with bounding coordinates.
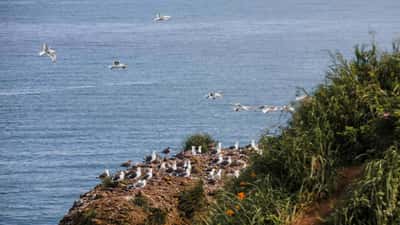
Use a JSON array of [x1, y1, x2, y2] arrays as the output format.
[[206, 91, 223, 100], [109, 60, 127, 69], [38, 43, 56, 63], [232, 103, 252, 112], [153, 13, 171, 22]]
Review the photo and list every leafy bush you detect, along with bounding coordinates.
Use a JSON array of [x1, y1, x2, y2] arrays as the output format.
[[145, 208, 167, 225], [132, 192, 149, 209], [183, 133, 215, 153], [205, 41, 400, 225], [327, 146, 400, 225], [77, 209, 97, 225], [101, 177, 117, 188], [205, 177, 296, 225], [178, 181, 206, 220]]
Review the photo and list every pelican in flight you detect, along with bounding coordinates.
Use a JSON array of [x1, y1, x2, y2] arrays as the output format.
[[153, 13, 171, 22], [109, 60, 127, 69], [206, 92, 223, 100], [38, 43, 56, 63]]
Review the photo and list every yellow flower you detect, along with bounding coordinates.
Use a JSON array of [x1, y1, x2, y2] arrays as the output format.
[[250, 172, 256, 178], [237, 192, 246, 201], [225, 209, 235, 216]]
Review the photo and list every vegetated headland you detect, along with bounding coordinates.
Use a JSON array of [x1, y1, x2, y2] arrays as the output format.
[[59, 40, 400, 225]]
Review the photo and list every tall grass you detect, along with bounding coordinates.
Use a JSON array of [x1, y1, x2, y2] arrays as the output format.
[[204, 41, 400, 225]]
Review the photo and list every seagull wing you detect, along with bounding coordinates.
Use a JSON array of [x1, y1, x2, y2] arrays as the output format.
[[48, 53, 56, 63]]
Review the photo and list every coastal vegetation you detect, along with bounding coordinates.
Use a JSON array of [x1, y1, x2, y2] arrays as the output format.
[[183, 133, 215, 153], [204, 41, 400, 225]]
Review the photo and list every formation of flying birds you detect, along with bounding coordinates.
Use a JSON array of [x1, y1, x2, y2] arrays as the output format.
[[97, 140, 259, 190], [206, 91, 307, 114]]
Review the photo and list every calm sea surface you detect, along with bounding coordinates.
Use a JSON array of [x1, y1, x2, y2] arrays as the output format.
[[1, 0, 400, 224]]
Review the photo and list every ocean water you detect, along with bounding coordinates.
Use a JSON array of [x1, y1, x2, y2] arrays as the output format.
[[1, 0, 400, 224]]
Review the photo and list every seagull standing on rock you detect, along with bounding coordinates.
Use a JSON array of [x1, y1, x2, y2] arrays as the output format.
[[38, 43, 56, 63]]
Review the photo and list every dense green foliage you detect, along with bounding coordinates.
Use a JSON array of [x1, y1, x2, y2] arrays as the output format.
[[183, 133, 215, 153], [328, 147, 400, 225], [178, 181, 206, 221], [205, 41, 400, 225]]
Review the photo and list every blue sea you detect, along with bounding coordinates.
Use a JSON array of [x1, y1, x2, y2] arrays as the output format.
[[1, 0, 400, 224]]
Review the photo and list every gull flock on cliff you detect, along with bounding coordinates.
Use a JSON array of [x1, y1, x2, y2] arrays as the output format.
[[97, 139, 261, 190]]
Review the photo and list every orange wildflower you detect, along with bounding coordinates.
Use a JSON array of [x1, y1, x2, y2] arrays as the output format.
[[237, 192, 246, 200], [250, 172, 256, 178], [225, 209, 235, 216]]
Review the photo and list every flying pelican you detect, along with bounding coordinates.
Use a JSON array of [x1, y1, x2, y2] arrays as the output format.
[[38, 43, 56, 63], [153, 13, 171, 22], [206, 91, 223, 100]]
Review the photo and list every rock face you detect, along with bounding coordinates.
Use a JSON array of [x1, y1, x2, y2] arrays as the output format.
[[59, 146, 255, 225]]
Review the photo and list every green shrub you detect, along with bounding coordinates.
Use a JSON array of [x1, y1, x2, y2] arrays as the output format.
[[145, 208, 167, 225], [77, 209, 96, 225], [205, 177, 296, 225], [101, 177, 117, 188], [178, 181, 206, 220], [183, 133, 215, 153], [131, 192, 149, 209]]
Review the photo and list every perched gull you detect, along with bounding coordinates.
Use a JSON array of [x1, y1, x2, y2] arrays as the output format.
[[128, 179, 147, 189], [221, 156, 232, 166], [151, 151, 157, 162], [113, 171, 125, 182], [159, 161, 167, 170], [216, 142, 222, 154], [197, 145, 202, 154], [153, 13, 171, 22], [98, 169, 110, 179], [38, 43, 56, 63], [215, 169, 222, 180], [144, 168, 153, 180], [234, 141, 239, 150], [191, 146, 197, 155], [215, 154, 223, 164], [120, 160, 132, 168], [127, 167, 141, 179], [162, 147, 171, 155], [109, 60, 127, 69], [206, 91, 223, 100]]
